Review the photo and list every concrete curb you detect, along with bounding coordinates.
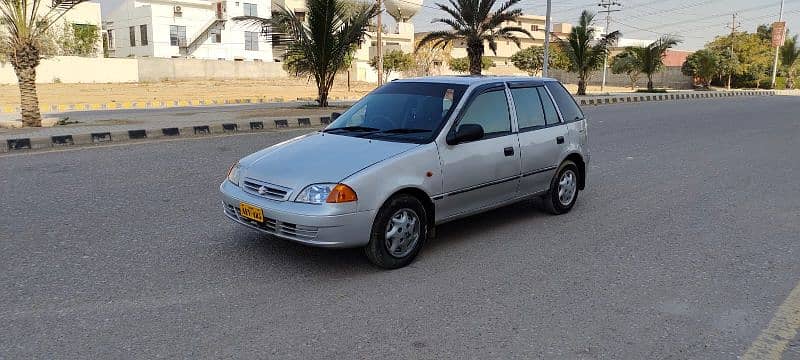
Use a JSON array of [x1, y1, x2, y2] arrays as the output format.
[[1, 115, 329, 153], [0, 90, 778, 153], [576, 90, 775, 106]]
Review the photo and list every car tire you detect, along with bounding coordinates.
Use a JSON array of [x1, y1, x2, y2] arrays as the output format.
[[364, 194, 428, 269], [543, 160, 580, 215]]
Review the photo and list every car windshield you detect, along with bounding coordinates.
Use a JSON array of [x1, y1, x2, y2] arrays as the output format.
[[324, 82, 468, 143]]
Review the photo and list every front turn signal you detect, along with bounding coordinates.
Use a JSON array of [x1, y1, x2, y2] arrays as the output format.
[[326, 184, 358, 203]]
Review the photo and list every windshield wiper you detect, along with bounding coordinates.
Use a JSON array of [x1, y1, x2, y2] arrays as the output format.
[[379, 128, 432, 134], [323, 126, 380, 133]]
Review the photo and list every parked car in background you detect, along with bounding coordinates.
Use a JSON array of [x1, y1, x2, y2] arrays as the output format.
[[220, 76, 590, 269]]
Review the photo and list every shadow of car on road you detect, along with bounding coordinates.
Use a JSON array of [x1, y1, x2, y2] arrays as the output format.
[[227, 198, 553, 274]]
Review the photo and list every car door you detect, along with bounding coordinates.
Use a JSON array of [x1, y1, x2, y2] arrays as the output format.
[[545, 81, 589, 158], [509, 84, 569, 196], [437, 84, 521, 220]]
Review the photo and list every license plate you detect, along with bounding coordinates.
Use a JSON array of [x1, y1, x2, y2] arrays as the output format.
[[239, 203, 264, 223]]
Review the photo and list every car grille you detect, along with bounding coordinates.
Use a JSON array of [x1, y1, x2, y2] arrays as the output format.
[[224, 203, 319, 242], [242, 178, 292, 201]]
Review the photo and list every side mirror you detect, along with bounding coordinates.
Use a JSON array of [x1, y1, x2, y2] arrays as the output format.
[[446, 124, 484, 145]]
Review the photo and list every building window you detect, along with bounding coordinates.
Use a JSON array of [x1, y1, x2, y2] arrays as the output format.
[[107, 30, 114, 48], [170, 25, 186, 46], [244, 31, 259, 50], [140, 25, 148, 46], [532, 24, 539, 31], [129, 26, 136, 46], [243, 3, 257, 16], [210, 28, 221, 43]]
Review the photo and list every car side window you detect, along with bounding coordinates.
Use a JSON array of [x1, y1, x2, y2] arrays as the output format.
[[545, 82, 584, 122], [537, 87, 560, 125], [510, 87, 546, 131], [457, 89, 511, 137]]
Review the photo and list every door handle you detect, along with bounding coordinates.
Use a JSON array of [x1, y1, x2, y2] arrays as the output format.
[[504, 147, 514, 156], [556, 136, 565, 144]]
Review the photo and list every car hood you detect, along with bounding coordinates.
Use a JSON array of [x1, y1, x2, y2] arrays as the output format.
[[239, 132, 420, 192]]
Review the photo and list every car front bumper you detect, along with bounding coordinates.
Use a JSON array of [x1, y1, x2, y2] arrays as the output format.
[[219, 181, 375, 248]]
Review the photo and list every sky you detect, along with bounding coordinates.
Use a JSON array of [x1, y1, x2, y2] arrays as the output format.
[[100, 0, 798, 50]]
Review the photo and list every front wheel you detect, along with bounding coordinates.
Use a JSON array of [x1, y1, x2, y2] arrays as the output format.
[[364, 195, 428, 269], [543, 160, 580, 215]]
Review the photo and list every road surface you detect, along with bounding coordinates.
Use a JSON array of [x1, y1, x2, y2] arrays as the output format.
[[1, 97, 799, 359]]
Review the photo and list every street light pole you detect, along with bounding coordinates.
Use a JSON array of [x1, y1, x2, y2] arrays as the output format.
[[598, 0, 621, 93], [542, 0, 552, 77], [770, 0, 785, 89], [376, 0, 383, 85]]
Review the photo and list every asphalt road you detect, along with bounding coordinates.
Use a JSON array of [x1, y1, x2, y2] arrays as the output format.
[[1, 97, 799, 359]]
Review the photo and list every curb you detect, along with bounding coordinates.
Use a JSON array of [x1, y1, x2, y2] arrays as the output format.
[[1, 115, 330, 153], [576, 90, 775, 106], [0, 97, 360, 114]]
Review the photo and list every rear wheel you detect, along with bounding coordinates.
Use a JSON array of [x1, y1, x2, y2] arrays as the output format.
[[543, 160, 580, 215], [364, 194, 428, 269]]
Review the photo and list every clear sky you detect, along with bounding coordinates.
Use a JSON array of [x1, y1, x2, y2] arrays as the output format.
[[100, 0, 797, 50]]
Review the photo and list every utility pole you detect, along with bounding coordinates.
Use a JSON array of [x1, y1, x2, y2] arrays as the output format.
[[542, 0, 552, 77], [726, 13, 740, 89], [376, 0, 384, 86], [598, 0, 621, 92], [770, 0, 785, 89]]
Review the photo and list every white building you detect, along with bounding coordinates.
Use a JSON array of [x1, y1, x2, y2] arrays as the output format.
[[104, 0, 273, 61]]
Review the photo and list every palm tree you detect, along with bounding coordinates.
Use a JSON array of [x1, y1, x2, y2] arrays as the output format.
[[1, 0, 87, 127], [626, 36, 680, 92], [780, 34, 800, 89], [610, 48, 643, 90], [416, 0, 531, 75], [558, 11, 620, 95], [236, 0, 376, 106]]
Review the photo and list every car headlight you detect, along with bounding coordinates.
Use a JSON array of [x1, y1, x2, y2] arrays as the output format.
[[295, 183, 358, 204], [226, 162, 242, 186]]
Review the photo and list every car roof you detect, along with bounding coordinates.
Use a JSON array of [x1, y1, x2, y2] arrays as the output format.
[[393, 75, 557, 87]]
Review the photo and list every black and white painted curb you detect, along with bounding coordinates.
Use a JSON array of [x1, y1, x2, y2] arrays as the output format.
[[577, 90, 775, 106], [1, 115, 338, 153], [0, 90, 777, 153]]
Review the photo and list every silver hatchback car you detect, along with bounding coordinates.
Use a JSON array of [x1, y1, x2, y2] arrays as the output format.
[[220, 76, 589, 268]]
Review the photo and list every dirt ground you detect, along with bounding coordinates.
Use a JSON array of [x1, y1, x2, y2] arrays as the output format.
[[0, 77, 636, 107], [0, 78, 376, 107]]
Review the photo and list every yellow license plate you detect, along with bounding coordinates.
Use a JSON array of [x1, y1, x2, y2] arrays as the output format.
[[239, 203, 264, 223]]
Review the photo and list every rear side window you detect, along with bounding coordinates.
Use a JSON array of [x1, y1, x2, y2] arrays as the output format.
[[537, 87, 560, 125], [510, 87, 546, 130], [545, 82, 584, 122], [457, 90, 511, 136]]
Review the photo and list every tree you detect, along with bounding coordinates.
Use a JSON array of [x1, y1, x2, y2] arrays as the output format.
[[370, 49, 414, 80], [757, 24, 773, 42], [236, 0, 377, 106], [716, 47, 739, 89], [510, 46, 544, 76], [610, 49, 642, 90], [449, 56, 492, 73], [57, 22, 99, 56], [413, 36, 452, 76], [547, 42, 572, 71], [780, 34, 800, 89], [626, 36, 680, 91], [416, 0, 530, 75], [557, 10, 620, 95], [682, 49, 718, 88], [707, 32, 772, 88], [0, 0, 89, 126]]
